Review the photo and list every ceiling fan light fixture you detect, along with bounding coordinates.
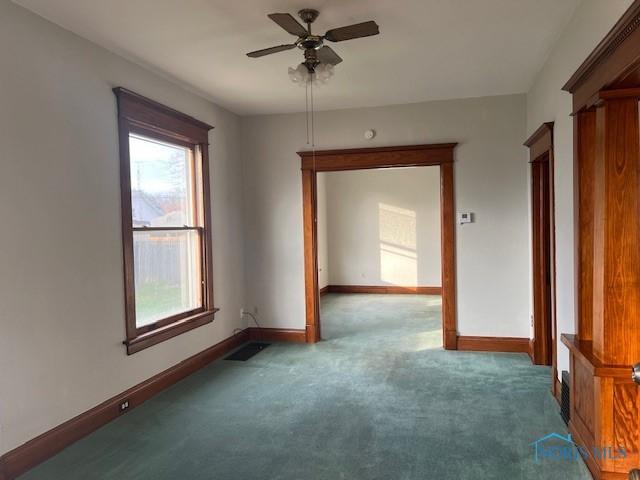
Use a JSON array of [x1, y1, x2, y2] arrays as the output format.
[[288, 63, 308, 84], [288, 62, 334, 86]]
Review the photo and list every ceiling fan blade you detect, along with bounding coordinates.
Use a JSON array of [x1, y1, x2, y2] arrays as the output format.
[[317, 46, 343, 65], [267, 13, 308, 37], [246, 44, 296, 58], [324, 21, 379, 42]]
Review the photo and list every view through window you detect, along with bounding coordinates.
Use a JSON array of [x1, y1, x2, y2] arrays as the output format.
[[129, 135, 203, 327]]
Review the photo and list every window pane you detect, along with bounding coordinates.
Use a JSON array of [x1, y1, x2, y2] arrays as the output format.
[[129, 135, 195, 228], [133, 230, 202, 327]]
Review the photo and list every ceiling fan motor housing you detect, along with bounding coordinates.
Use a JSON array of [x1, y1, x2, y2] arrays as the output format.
[[296, 35, 323, 51]]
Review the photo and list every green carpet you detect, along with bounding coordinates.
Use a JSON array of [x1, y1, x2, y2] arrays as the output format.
[[20, 294, 591, 479]]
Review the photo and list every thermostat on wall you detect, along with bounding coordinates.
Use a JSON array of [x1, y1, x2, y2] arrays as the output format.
[[458, 212, 474, 224]]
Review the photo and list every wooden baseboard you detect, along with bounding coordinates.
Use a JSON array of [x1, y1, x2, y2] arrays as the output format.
[[457, 335, 531, 353], [248, 327, 306, 343], [0, 330, 249, 479], [319, 286, 329, 296], [326, 285, 442, 295], [555, 377, 562, 405]]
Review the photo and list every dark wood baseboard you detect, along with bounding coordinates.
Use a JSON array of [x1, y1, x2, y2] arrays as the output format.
[[248, 327, 306, 343], [457, 335, 531, 354], [325, 285, 442, 295], [0, 330, 250, 479], [319, 286, 329, 296]]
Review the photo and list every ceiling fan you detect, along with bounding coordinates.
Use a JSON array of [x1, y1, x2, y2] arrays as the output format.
[[247, 9, 380, 73]]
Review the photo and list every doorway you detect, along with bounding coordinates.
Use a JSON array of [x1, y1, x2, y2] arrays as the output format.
[[531, 153, 553, 365], [317, 166, 443, 344], [525, 123, 556, 376], [298, 144, 458, 349]]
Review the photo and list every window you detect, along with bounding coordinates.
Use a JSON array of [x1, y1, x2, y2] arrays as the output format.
[[114, 88, 217, 354]]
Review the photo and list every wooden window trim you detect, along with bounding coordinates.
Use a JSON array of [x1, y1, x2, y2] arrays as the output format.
[[114, 87, 217, 354]]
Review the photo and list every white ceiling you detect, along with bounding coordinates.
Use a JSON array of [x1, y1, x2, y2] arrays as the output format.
[[15, 0, 580, 116]]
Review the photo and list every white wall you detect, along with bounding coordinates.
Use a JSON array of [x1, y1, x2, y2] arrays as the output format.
[[526, 0, 633, 378], [321, 167, 441, 287], [0, 0, 246, 454], [316, 173, 329, 289], [242, 94, 530, 337]]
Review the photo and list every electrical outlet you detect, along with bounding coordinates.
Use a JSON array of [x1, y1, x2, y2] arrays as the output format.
[[119, 400, 130, 412]]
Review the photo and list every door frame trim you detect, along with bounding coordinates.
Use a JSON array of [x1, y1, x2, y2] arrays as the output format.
[[298, 143, 458, 349], [525, 123, 558, 390]]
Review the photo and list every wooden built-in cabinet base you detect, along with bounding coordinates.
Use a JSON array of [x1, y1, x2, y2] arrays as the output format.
[[563, 335, 638, 479]]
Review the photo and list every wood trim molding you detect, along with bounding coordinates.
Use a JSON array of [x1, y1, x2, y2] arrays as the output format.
[[299, 143, 457, 171], [562, 0, 640, 112], [113, 87, 213, 143], [457, 336, 531, 354], [299, 144, 458, 350], [440, 162, 457, 350], [247, 327, 306, 343], [525, 123, 558, 379], [324, 285, 442, 295], [319, 286, 330, 296], [524, 122, 554, 158], [561, 334, 632, 379], [0, 330, 249, 479]]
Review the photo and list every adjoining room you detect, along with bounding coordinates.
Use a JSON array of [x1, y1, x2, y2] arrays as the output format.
[[317, 166, 443, 349]]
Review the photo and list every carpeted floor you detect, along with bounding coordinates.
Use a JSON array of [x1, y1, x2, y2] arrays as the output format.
[[20, 293, 591, 479]]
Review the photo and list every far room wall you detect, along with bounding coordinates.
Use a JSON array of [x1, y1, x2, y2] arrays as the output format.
[[317, 167, 441, 289], [317, 172, 330, 289], [241, 93, 530, 339]]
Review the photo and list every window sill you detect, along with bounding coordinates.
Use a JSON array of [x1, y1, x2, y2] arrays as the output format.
[[124, 308, 219, 355]]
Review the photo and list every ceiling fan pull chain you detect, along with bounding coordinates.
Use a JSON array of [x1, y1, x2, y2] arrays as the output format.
[[304, 82, 309, 145], [310, 78, 315, 148], [311, 77, 316, 171]]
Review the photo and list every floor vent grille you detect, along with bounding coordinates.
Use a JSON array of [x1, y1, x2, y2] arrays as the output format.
[[225, 342, 270, 361], [560, 370, 570, 425]]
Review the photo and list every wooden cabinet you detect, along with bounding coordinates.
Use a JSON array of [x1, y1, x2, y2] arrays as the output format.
[[562, 335, 639, 478]]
